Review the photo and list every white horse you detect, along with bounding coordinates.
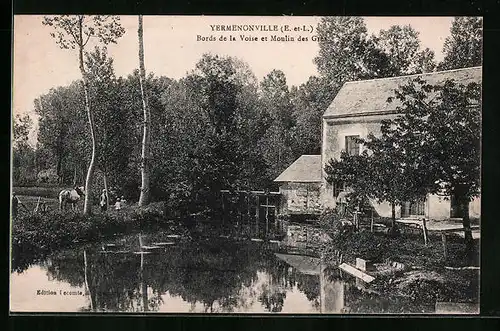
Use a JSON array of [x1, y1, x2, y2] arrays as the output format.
[[59, 186, 85, 211]]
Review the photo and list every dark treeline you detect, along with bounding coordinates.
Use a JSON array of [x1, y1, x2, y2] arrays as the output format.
[[12, 17, 482, 217]]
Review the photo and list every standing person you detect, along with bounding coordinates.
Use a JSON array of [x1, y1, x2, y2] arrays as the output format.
[[12, 193, 19, 219], [120, 196, 127, 207], [100, 189, 108, 213], [114, 197, 122, 212]]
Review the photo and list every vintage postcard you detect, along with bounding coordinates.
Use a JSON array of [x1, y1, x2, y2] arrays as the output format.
[[10, 15, 481, 314]]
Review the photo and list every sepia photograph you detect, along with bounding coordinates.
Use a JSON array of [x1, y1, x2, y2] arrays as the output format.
[[10, 15, 482, 314]]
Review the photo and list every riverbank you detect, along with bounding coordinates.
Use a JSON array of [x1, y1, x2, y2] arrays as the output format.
[[11, 202, 191, 271], [314, 217, 480, 311]]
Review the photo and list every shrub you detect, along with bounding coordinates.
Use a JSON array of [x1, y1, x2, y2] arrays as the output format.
[[318, 208, 355, 239]]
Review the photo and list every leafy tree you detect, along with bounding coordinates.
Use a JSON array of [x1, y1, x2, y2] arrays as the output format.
[[85, 46, 127, 203], [314, 17, 397, 102], [315, 17, 370, 88], [179, 54, 249, 214], [34, 83, 89, 184], [382, 78, 481, 250], [230, 59, 269, 189], [258, 70, 296, 183], [290, 75, 332, 156], [42, 15, 125, 215], [438, 17, 483, 70], [12, 114, 32, 148], [376, 25, 436, 75], [12, 114, 37, 184]]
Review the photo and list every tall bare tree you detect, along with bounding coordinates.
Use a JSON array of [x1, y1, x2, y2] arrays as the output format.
[[138, 15, 151, 206], [42, 15, 125, 215]]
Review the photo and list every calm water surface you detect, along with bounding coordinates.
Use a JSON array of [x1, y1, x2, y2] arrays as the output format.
[[10, 230, 434, 313]]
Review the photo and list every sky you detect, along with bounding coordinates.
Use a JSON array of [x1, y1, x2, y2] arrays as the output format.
[[12, 15, 455, 144]]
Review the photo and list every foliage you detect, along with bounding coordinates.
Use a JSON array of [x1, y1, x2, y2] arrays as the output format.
[[12, 114, 33, 148], [290, 76, 332, 156], [376, 25, 436, 75], [12, 115, 37, 185], [385, 78, 481, 201], [34, 82, 88, 184], [438, 17, 483, 70], [85, 46, 137, 201], [314, 17, 393, 93], [256, 70, 297, 184]]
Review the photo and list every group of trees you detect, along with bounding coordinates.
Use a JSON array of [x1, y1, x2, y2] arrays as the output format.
[[12, 16, 482, 219]]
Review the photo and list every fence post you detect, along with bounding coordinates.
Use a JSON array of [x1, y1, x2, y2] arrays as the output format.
[[421, 218, 429, 246], [34, 196, 41, 213], [370, 209, 374, 232], [255, 195, 259, 236]]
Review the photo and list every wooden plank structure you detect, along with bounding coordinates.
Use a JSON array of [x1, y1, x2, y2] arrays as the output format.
[[338, 263, 375, 283], [220, 189, 282, 238]]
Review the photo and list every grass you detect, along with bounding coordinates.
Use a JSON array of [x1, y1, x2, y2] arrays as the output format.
[[320, 225, 479, 269], [13, 186, 64, 199], [10, 201, 190, 271]]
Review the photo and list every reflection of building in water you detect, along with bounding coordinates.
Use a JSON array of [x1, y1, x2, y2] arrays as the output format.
[[320, 264, 345, 313], [275, 253, 346, 313]]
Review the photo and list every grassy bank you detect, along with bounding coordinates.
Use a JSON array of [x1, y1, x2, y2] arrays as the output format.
[[317, 213, 479, 308], [11, 202, 190, 269]]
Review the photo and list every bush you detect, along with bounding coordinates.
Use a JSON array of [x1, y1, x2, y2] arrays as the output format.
[[318, 208, 355, 238]]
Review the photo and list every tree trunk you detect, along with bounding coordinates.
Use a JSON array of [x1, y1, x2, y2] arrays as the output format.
[[457, 192, 474, 256], [78, 16, 97, 216], [56, 153, 63, 184], [138, 15, 151, 206], [391, 201, 396, 228], [72, 166, 77, 187]]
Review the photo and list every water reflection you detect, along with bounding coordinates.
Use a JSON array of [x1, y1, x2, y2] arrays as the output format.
[[10, 231, 434, 313]]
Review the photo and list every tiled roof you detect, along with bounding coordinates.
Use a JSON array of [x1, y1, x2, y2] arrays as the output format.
[[323, 66, 482, 118], [274, 155, 322, 183]]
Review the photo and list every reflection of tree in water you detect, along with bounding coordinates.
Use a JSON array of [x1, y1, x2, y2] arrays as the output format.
[[44, 249, 86, 287], [144, 240, 268, 312], [41, 239, 324, 313], [256, 253, 295, 312], [258, 283, 286, 312], [295, 273, 320, 310], [11, 248, 47, 274]]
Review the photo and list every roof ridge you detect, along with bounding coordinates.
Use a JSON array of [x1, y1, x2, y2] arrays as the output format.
[[343, 66, 482, 85]]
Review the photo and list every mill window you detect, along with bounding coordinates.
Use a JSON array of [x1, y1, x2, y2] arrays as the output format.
[[345, 135, 360, 156]]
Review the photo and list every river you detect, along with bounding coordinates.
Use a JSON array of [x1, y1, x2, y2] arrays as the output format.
[[10, 229, 441, 314]]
